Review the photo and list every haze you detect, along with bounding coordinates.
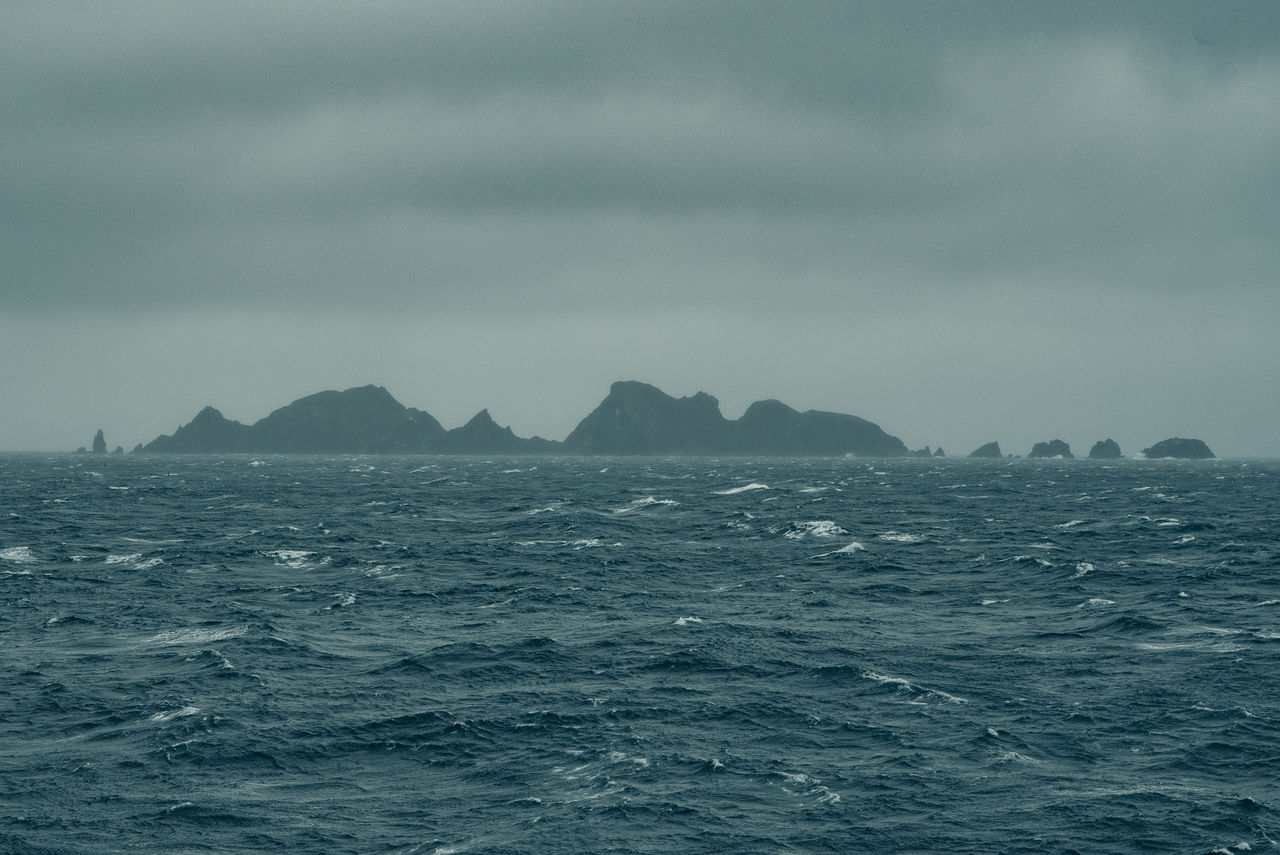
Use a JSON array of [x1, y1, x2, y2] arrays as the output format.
[[3, 1, 1277, 456]]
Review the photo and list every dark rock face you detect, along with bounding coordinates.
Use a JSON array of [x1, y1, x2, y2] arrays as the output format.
[[969, 441, 1002, 459], [909, 447, 933, 458], [144, 406, 252, 452], [733, 398, 907, 457], [92, 429, 107, 454], [1142, 437, 1215, 459], [563, 381, 732, 454], [140, 380, 906, 457], [439, 410, 561, 454], [934, 447, 946, 457], [1029, 439, 1073, 459], [250, 386, 445, 453], [562, 381, 907, 456], [143, 386, 446, 453], [1088, 439, 1123, 459]]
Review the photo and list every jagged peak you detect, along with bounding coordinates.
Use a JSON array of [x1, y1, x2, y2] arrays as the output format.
[[462, 409, 498, 428], [192, 406, 227, 422]]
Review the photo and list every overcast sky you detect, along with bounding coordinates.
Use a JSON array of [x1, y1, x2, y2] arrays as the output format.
[[3, 1, 1277, 456]]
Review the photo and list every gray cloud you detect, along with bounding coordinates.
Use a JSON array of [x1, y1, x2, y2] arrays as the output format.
[[2, 1, 1278, 454]]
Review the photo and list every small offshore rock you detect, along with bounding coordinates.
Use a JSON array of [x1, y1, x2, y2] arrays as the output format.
[[1029, 439, 1073, 459], [1088, 439, 1123, 459], [1142, 437, 1214, 459], [969, 441, 1002, 459]]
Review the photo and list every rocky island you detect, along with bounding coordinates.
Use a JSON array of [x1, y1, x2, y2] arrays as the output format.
[[968, 441, 1002, 459], [143, 386, 552, 455], [1088, 439, 1123, 459], [116, 383, 1221, 460], [138, 381, 907, 457], [563, 381, 906, 456], [1028, 439, 1072, 459], [1141, 438, 1215, 459]]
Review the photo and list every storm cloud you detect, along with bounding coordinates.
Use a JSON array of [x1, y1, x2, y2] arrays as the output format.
[[3, 1, 1277, 455]]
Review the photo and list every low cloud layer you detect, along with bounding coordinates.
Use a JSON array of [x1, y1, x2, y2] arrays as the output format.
[[3, 1, 1277, 455]]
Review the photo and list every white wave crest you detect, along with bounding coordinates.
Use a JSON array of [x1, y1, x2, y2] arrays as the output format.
[[877, 532, 923, 544], [0, 546, 36, 563], [147, 626, 248, 646], [713, 482, 769, 495], [863, 670, 968, 704], [613, 496, 679, 513], [265, 549, 327, 568], [674, 616, 703, 626], [1071, 562, 1095, 579], [784, 520, 848, 539], [149, 706, 201, 722]]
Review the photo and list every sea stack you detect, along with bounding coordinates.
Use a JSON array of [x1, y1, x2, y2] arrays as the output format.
[[1088, 439, 1123, 459], [92, 429, 107, 454], [1141, 438, 1214, 459], [1028, 439, 1073, 459], [968, 441, 1002, 459]]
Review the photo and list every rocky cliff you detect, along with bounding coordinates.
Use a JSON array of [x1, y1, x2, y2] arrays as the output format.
[[143, 386, 445, 453], [1088, 439, 1123, 459], [968, 441, 1002, 459], [138, 380, 906, 457], [1141, 437, 1214, 459], [1029, 439, 1073, 459], [562, 381, 907, 456]]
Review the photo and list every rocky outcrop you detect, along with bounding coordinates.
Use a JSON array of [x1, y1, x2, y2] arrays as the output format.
[[1029, 439, 1073, 459], [562, 381, 907, 456], [143, 386, 446, 453], [139, 380, 907, 457], [1088, 439, 1123, 459], [563, 381, 732, 454], [438, 410, 561, 454], [248, 386, 445, 453], [92, 429, 107, 454], [934, 447, 946, 457], [732, 397, 907, 457], [1141, 438, 1214, 459], [144, 406, 252, 452], [969, 441, 1002, 459]]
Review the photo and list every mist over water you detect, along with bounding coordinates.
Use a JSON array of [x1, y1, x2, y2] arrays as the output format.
[[3, 454, 1278, 853]]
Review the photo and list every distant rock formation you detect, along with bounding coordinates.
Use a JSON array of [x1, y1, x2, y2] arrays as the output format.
[[562, 381, 907, 456], [143, 386, 447, 453], [112, 446, 123, 454], [564, 381, 730, 454], [1088, 439, 1123, 459], [1141, 437, 1214, 459], [731, 396, 906, 457], [1028, 439, 1073, 459], [138, 381, 907, 457], [92, 429, 106, 454], [909, 446, 933, 458], [438, 410, 561, 454], [144, 406, 252, 453], [933, 447, 946, 457], [969, 441, 1002, 459]]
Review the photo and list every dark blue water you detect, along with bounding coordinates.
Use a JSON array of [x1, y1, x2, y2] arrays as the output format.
[[2, 454, 1278, 854]]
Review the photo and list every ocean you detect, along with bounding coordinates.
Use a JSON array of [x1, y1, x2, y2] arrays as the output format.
[[2, 454, 1278, 854]]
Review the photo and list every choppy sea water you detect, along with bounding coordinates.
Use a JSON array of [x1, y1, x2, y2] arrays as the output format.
[[2, 454, 1278, 854]]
